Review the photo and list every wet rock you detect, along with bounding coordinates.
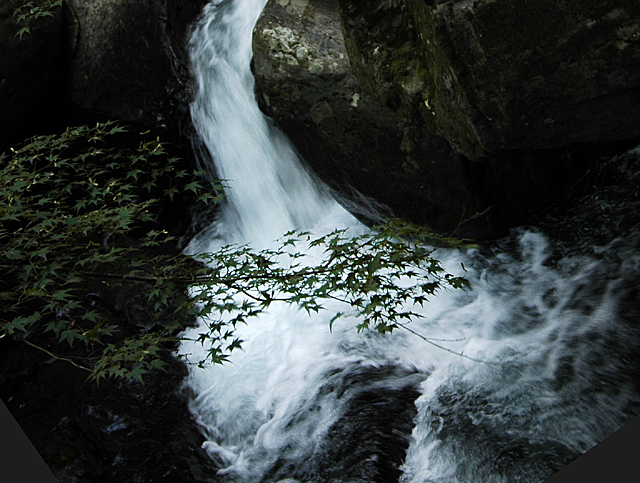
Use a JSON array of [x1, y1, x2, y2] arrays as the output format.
[[339, 0, 640, 160], [261, 364, 425, 483], [253, 0, 640, 239], [0, 335, 221, 483], [536, 141, 640, 261], [423, 385, 580, 482]]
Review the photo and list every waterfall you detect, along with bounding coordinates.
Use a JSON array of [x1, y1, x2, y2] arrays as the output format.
[[180, 1, 640, 482], [188, 0, 334, 246]]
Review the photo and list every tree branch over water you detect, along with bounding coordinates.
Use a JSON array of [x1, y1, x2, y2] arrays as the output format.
[[1, 123, 472, 383]]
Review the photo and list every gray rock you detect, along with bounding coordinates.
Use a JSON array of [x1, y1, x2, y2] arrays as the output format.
[[339, 0, 640, 160], [253, 0, 640, 239], [253, 0, 495, 238]]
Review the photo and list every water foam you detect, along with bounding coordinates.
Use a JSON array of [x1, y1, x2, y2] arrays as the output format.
[[180, 1, 640, 481]]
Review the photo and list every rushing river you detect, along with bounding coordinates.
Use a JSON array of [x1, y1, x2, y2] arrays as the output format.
[[179, 1, 640, 481]]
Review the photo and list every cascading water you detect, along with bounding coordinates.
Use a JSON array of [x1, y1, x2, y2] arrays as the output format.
[[188, 0, 333, 246], [180, 1, 640, 482]]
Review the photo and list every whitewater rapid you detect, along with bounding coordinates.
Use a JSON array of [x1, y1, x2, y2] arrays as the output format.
[[179, 1, 640, 482]]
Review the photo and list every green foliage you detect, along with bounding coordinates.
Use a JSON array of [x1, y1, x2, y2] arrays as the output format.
[[1, 122, 471, 383], [164, 220, 471, 368], [0, 122, 223, 382], [12, 0, 63, 39]]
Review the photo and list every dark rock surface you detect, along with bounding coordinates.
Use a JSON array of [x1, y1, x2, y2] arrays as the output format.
[[67, 0, 209, 142], [253, 0, 498, 238], [261, 365, 424, 483], [2, 0, 212, 152], [537, 142, 640, 260], [338, 0, 640, 160], [0, 234, 222, 482], [252, 0, 640, 239], [0, 1, 65, 149], [0, 336, 220, 483]]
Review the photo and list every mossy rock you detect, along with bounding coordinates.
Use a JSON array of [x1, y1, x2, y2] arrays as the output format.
[[340, 0, 640, 159], [253, 0, 501, 239]]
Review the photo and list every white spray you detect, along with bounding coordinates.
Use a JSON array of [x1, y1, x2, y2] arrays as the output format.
[[180, 1, 640, 482]]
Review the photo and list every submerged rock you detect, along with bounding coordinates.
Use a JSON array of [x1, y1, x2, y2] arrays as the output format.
[[260, 364, 425, 483]]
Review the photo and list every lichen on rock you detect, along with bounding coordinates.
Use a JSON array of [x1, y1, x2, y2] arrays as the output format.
[[259, 25, 325, 73], [253, 0, 640, 239]]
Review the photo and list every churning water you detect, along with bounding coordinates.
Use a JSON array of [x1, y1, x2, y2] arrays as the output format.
[[179, 1, 640, 481]]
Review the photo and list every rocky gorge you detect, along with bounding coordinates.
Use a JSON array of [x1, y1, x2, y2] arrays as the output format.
[[2, 0, 640, 481], [3, 0, 640, 235]]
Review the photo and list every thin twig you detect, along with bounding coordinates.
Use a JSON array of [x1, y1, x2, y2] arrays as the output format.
[[15, 334, 93, 372], [397, 324, 500, 365]]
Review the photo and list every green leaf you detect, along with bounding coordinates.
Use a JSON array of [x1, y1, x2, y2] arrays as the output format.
[[60, 328, 82, 347], [5, 249, 24, 260], [130, 365, 148, 383], [165, 186, 179, 200]]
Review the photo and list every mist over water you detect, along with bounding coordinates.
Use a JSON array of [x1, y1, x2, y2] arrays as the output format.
[[180, 1, 640, 481]]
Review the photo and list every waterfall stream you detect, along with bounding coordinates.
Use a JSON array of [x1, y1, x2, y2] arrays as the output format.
[[179, 1, 640, 481]]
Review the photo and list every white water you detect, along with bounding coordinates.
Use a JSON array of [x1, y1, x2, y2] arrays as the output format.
[[180, 1, 640, 482], [188, 0, 332, 245]]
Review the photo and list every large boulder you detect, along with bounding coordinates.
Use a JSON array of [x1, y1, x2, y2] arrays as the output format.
[[253, 0, 496, 238], [2, 0, 210, 149], [252, 0, 640, 239], [67, 0, 209, 141], [0, 0, 65, 149]]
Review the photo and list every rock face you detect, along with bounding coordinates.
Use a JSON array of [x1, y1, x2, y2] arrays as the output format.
[[339, 0, 640, 160], [0, 1, 65, 149], [253, 0, 640, 238], [68, 0, 209, 140], [1, 334, 220, 483], [1, 0, 210, 149], [253, 0, 496, 238]]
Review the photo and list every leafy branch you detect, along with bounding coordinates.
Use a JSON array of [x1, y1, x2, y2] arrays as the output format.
[[12, 0, 64, 39], [0, 122, 223, 382], [1, 122, 473, 383]]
